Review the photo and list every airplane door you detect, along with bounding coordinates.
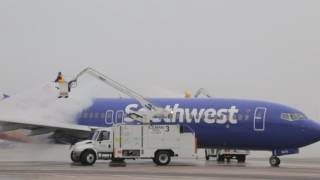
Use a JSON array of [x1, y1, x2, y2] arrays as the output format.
[[105, 110, 114, 125], [254, 107, 267, 131], [116, 111, 124, 124]]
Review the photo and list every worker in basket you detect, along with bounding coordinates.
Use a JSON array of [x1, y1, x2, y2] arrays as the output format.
[[54, 72, 69, 98]]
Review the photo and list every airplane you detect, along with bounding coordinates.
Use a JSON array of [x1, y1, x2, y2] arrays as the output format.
[[0, 93, 9, 101], [0, 68, 319, 167]]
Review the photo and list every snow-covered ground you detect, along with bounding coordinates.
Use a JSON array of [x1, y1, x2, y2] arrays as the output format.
[[0, 141, 319, 162]]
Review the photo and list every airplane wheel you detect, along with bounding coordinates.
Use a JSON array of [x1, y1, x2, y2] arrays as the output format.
[[205, 151, 210, 161], [237, 155, 246, 163], [269, 156, 280, 167], [217, 155, 225, 162], [206, 156, 210, 161]]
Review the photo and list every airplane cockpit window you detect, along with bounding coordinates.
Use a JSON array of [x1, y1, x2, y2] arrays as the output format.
[[281, 113, 307, 121], [281, 113, 290, 121]]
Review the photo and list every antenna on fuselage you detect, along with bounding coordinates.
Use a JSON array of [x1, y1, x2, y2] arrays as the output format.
[[194, 88, 214, 98]]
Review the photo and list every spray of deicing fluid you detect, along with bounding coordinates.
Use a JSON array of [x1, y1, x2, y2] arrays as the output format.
[[0, 78, 114, 129], [0, 79, 117, 161]]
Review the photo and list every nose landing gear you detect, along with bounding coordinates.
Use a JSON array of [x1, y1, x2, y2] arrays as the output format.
[[269, 148, 299, 167], [269, 156, 281, 167]]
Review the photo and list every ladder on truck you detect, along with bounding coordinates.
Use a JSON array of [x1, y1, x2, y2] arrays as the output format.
[[69, 67, 173, 124]]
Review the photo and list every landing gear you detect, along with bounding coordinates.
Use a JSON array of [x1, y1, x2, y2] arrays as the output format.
[[217, 155, 225, 162], [269, 156, 280, 167], [205, 150, 210, 160], [237, 155, 246, 163], [205, 155, 210, 161]]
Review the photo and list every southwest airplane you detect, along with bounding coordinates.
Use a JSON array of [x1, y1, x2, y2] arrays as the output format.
[[0, 68, 320, 167]]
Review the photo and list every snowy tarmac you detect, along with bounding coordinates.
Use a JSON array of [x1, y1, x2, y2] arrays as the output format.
[[0, 158, 320, 180], [1, 143, 320, 180]]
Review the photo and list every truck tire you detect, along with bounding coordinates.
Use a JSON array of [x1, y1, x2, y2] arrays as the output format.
[[154, 151, 171, 166], [71, 151, 79, 163], [80, 150, 96, 166], [237, 155, 246, 163]]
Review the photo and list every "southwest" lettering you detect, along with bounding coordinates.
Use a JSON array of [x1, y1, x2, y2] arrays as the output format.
[[125, 104, 239, 124]]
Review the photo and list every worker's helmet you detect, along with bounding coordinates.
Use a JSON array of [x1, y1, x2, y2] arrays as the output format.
[[184, 91, 192, 98]]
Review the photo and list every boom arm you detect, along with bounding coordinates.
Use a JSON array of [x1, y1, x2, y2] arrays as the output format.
[[70, 67, 172, 122]]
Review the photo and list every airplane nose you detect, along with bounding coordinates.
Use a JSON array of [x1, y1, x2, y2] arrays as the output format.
[[309, 120, 320, 142]]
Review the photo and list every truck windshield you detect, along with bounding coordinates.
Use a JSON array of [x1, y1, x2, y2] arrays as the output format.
[[91, 131, 100, 141]]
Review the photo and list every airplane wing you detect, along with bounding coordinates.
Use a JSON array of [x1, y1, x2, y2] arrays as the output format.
[[0, 84, 98, 144], [0, 118, 93, 144]]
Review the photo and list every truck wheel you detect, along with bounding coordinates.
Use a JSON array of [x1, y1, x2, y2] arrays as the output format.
[[237, 155, 246, 163], [80, 150, 96, 166], [71, 151, 79, 163], [154, 151, 171, 166]]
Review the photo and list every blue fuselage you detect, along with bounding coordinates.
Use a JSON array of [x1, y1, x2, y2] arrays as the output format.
[[76, 98, 320, 151]]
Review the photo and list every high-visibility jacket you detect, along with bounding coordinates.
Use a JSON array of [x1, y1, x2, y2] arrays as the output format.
[[55, 75, 65, 83]]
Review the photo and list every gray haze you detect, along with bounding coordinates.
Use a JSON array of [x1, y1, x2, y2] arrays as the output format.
[[0, 1, 320, 156]]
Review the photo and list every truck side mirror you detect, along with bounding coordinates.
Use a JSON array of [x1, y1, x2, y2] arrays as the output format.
[[98, 135, 104, 142]]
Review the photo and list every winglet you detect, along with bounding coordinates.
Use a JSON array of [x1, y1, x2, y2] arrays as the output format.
[[0, 93, 9, 100]]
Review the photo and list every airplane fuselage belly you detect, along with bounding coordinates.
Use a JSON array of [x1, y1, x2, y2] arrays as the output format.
[[76, 98, 320, 151]]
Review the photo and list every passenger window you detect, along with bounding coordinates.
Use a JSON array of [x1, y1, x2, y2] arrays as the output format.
[[83, 112, 89, 118], [89, 113, 94, 119], [100, 113, 105, 119], [107, 112, 112, 119], [95, 112, 100, 119]]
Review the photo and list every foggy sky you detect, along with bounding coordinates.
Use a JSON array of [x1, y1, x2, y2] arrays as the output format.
[[0, 0, 319, 120], [1, 0, 320, 158]]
